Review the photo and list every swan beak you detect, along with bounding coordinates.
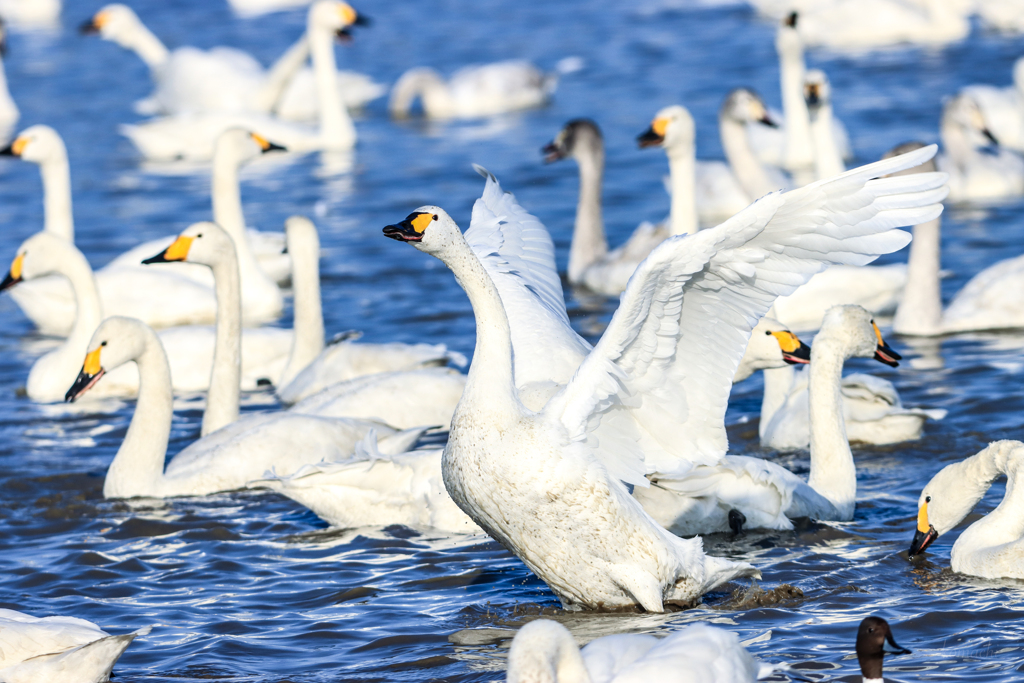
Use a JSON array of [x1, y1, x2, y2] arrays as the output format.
[[65, 347, 105, 402], [983, 127, 999, 146], [637, 122, 666, 148], [383, 212, 433, 243], [353, 13, 371, 26], [542, 140, 567, 163], [760, 111, 779, 128], [805, 85, 821, 108], [0, 136, 26, 157], [251, 132, 287, 153], [79, 18, 99, 34], [142, 235, 194, 264], [0, 253, 24, 291], [771, 330, 811, 365], [871, 321, 901, 367], [784, 11, 798, 27], [909, 498, 938, 556]]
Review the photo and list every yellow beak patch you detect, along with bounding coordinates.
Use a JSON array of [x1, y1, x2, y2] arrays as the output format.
[[651, 117, 669, 137], [83, 346, 103, 376], [872, 321, 887, 347], [11, 137, 27, 156], [917, 500, 930, 533], [770, 330, 802, 354], [339, 3, 357, 25], [10, 253, 24, 280], [251, 132, 271, 150], [410, 213, 434, 234], [163, 236, 194, 262], [93, 10, 111, 29]]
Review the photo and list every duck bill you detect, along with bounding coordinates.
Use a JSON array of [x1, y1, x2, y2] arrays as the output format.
[[542, 140, 566, 163], [782, 339, 811, 365], [909, 526, 938, 556], [637, 126, 664, 148], [382, 219, 423, 243], [65, 366, 105, 402], [883, 632, 912, 656]]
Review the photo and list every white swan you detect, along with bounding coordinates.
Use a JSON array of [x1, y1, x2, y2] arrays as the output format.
[[0, 0, 60, 31], [0, 20, 19, 144], [964, 57, 1024, 153], [388, 61, 555, 120], [909, 439, 1024, 579], [635, 306, 907, 536], [120, 1, 364, 162], [805, 69, 845, 180], [937, 93, 1024, 203], [796, 0, 969, 50], [81, 3, 381, 119], [0, 609, 149, 683], [380, 148, 943, 610], [226, 0, 312, 17], [505, 619, 772, 683]]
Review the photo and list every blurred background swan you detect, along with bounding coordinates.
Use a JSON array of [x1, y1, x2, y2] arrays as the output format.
[[937, 92, 1024, 202], [0, 0, 61, 31], [0, 19, 19, 144]]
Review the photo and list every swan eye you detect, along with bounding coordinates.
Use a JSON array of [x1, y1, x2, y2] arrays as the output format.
[[765, 331, 771, 336], [100, 341, 107, 346], [432, 215, 438, 221], [925, 496, 931, 503], [196, 234, 203, 238]]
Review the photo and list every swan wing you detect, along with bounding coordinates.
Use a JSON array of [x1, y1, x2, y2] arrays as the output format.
[[548, 145, 947, 482], [0, 610, 108, 666]]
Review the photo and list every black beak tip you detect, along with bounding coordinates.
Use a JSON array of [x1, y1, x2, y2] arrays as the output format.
[[353, 13, 370, 26], [79, 20, 98, 34], [0, 144, 15, 156], [637, 129, 663, 148], [0, 272, 19, 291], [984, 129, 999, 145], [141, 253, 167, 265], [541, 142, 563, 163], [264, 141, 287, 153], [909, 528, 938, 557], [336, 28, 353, 42], [761, 115, 779, 129]]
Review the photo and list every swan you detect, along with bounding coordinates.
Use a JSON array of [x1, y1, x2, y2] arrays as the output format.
[[0, 20, 19, 144], [505, 619, 772, 683], [805, 69, 845, 180], [120, 1, 365, 162], [634, 305, 907, 536], [856, 617, 912, 683], [0, 609, 149, 683], [0, 0, 60, 31], [795, 0, 969, 50], [937, 93, 1024, 203], [380, 148, 943, 610], [81, 3, 381, 119], [976, 0, 1024, 33], [718, 89, 791, 201], [273, 215, 467, 403], [388, 61, 556, 120], [908, 439, 1024, 579], [226, 0, 312, 18], [964, 57, 1024, 153]]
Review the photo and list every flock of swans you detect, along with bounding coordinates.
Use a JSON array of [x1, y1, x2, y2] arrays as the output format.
[[0, 0, 1023, 681]]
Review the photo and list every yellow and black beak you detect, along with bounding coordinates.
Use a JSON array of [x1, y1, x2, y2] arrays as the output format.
[[770, 330, 811, 365], [982, 127, 999, 146], [872, 321, 901, 367], [65, 345, 105, 402], [383, 211, 434, 243], [542, 138, 568, 163], [79, 11, 104, 34], [0, 136, 27, 157], [0, 253, 24, 291], [637, 118, 668, 148], [805, 83, 821, 108], [251, 132, 287, 154], [759, 110, 779, 128], [142, 235, 194, 264], [908, 497, 938, 556], [336, 4, 370, 42]]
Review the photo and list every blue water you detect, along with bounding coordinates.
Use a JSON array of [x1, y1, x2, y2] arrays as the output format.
[[1, 1, 1024, 681]]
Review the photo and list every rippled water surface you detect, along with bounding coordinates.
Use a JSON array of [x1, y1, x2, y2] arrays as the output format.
[[2, 1, 1024, 681]]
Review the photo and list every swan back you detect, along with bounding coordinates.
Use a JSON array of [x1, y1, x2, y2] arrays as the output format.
[[506, 620, 590, 683], [388, 67, 447, 118]]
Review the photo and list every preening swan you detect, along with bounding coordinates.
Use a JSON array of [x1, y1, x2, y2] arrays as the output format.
[[0, 609, 149, 683], [388, 61, 555, 120], [505, 619, 772, 683], [64, 313, 426, 498], [81, 3, 381, 118], [937, 93, 1024, 203], [120, 1, 367, 162], [909, 439, 1024, 579], [635, 306, 905, 535], [0, 20, 19, 144], [381, 147, 943, 609]]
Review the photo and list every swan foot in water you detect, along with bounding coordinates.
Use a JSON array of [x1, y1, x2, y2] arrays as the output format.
[[729, 508, 747, 536]]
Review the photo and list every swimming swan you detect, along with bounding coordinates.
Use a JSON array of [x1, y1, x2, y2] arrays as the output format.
[[81, 3, 381, 119], [0, 20, 19, 143], [226, 0, 312, 17], [120, 1, 367, 162], [0, 609, 149, 683], [937, 93, 1024, 203], [965, 57, 1024, 153], [908, 439, 1024, 579], [381, 147, 944, 609], [805, 69, 845, 181], [635, 306, 906, 535], [505, 618, 772, 683], [388, 61, 555, 120], [796, 0, 969, 50], [0, 0, 60, 31]]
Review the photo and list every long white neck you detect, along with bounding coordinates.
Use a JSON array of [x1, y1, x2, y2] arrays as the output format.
[[721, 116, 776, 199], [759, 365, 796, 439], [279, 221, 324, 386], [778, 29, 814, 177], [667, 145, 697, 236], [951, 442, 1024, 556], [39, 150, 74, 242], [806, 337, 856, 519], [202, 251, 241, 436], [0, 56, 19, 125], [892, 217, 942, 335], [103, 327, 173, 498], [810, 101, 845, 180], [567, 144, 607, 283], [254, 35, 310, 114], [390, 68, 452, 118], [443, 234, 521, 419], [120, 21, 170, 71], [309, 20, 354, 149], [940, 116, 982, 174]]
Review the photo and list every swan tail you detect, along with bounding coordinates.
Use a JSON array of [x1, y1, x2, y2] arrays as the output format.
[[699, 554, 761, 595], [9, 627, 150, 683]]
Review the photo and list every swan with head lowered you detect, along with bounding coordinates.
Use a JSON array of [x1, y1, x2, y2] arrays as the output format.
[[0, 609, 149, 683], [909, 439, 1024, 579], [119, 1, 367, 162], [81, 3, 382, 119], [381, 146, 944, 610]]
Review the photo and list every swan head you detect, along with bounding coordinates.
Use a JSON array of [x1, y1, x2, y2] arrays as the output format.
[[0, 125, 67, 165], [214, 128, 287, 168], [80, 4, 143, 44], [383, 207, 461, 255], [909, 452, 992, 556], [734, 317, 810, 382], [942, 94, 998, 147], [507, 620, 591, 683], [542, 119, 603, 163], [776, 10, 802, 55], [856, 617, 911, 682], [0, 232, 79, 292], [66, 316, 151, 402], [721, 89, 776, 127], [803, 69, 831, 110], [637, 105, 694, 153], [141, 221, 235, 270], [308, 0, 369, 41], [816, 305, 901, 367]]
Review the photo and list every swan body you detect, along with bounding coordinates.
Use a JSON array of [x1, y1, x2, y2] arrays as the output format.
[[388, 61, 555, 120], [938, 92, 1024, 202], [964, 57, 1024, 153], [769, 264, 907, 332], [796, 0, 970, 50], [120, 1, 364, 162], [0, 610, 148, 683], [909, 440, 1024, 579], [0, 0, 60, 31], [381, 147, 943, 608], [227, 0, 312, 17], [0, 21, 19, 143], [636, 306, 905, 536], [506, 619, 771, 683]]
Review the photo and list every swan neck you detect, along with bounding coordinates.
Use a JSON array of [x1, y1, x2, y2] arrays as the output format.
[[810, 103, 845, 180], [125, 22, 170, 70], [255, 35, 310, 113], [507, 627, 591, 683], [0, 58, 18, 119], [211, 153, 277, 297], [62, 247, 105, 356], [567, 146, 607, 283], [778, 30, 813, 172], [309, 21, 354, 148], [103, 329, 172, 498], [667, 145, 697, 235], [280, 231, 324, 385], [806, 337, 856, 518], [721, 116, 774, 199], [40, 151, 74, 242], [760, 365, 796, 439], [893, 217, 942, 335], [202, 254, 241, 436]]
